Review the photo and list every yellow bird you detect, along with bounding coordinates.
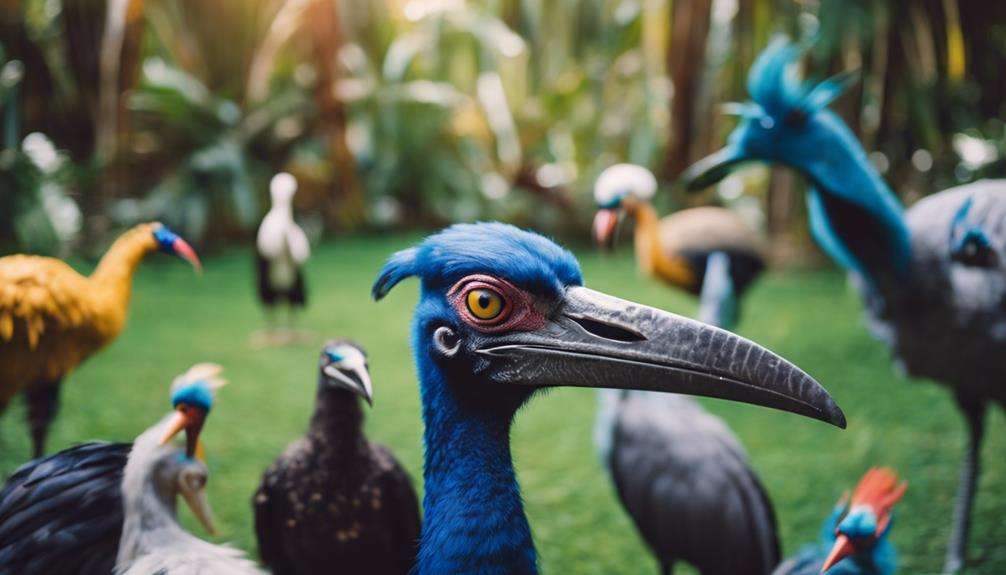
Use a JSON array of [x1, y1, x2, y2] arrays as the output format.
[[592, 164, 766, 329], [0, 222, 201, 457]]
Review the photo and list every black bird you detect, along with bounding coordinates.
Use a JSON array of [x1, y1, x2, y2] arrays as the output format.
[[253, 340, 421, 575]]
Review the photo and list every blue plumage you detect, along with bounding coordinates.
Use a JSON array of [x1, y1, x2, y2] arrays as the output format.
[[374, 221, 844, 575], [373, 222, 582, 300], [169, 382, 214, 412], [775, 504, 897, 575], [374, 223, 579, 575], [685, 37, 1006, 572], [711, 38, 912, 287]]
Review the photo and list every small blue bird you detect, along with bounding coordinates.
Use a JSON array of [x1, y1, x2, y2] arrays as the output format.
[[372, 222, 845, 574], [683, 38, 1006, 573], [773, 467, 907, 575]]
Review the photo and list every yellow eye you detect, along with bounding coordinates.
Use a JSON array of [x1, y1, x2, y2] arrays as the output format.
[[466, 288, 504, 320]]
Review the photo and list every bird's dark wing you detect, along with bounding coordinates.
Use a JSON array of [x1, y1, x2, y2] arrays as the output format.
[[0, 442, 130, 575], [373, 444, 422, 573], [610, 394, 780, 575]]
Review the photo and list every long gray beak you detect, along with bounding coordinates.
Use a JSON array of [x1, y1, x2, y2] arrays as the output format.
[[679, 145, 748, 191], [476, 286, 846, 428]]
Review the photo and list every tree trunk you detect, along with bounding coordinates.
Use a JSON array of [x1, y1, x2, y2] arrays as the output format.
[[303, 0, 363, 231], [665, 0, 713, 179]]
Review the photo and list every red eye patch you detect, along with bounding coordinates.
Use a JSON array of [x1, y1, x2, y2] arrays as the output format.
[[447, 275, 547, 333]]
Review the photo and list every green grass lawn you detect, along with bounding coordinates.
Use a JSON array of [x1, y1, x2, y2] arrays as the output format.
[[1, 234, 1004, 574]]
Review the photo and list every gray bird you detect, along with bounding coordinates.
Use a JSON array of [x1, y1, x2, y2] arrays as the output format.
[[592, 165, 779, 575], [115, 366, 264, 575], [595, 391, 779, 575], [683, 38, 1006, 573]]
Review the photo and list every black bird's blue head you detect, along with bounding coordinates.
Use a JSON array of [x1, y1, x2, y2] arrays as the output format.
[[373, 222, 846, 426], [682, 38, 911, 285]]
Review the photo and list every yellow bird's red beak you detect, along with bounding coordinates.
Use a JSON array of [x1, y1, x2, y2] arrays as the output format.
[[172, 237, 203, 274]]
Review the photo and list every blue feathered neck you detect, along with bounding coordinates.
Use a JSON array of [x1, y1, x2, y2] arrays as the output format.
[[740, 39, 912, 291], [373, 223, 584, 575], [412, 301, 538, 575]]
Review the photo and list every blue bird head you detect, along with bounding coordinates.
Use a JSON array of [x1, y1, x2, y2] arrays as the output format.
[[682, 38, 911, 287], [161, 363, 226, 459], [372, 221, 846, 424], [822, 468, 906, 574], [152, 223, 202, 272]]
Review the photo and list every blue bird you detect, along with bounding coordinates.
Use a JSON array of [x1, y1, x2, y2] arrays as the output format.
[[372, 222, 845, 574], [773, 467, 907, 575], [682, 38, 1006, 573]]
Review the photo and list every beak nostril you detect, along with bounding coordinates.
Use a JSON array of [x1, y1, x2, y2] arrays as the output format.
[[566, 315, 646, 342]]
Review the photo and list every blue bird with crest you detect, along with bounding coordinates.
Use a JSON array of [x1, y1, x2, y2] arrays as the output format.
[[372, 221, 845, 574], [773, 467, 906, 575], [683, 38, 1006, 574]]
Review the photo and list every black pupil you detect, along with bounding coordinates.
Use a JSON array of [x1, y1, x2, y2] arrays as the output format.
[[478, 292, 492, 309]]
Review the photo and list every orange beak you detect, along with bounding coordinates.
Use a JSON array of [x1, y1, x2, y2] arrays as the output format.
[[159, 406, 206, 458], [592, 209, 619, 250], [821, 534, 856, 573], [172, 238, 203, 274]]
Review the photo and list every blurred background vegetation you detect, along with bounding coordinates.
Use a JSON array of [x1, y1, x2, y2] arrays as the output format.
[[1, 0, 1005, 262]]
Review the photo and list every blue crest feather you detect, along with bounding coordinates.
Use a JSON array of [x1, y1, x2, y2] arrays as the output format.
[[371, 222, 582, 300], [372, 247, 419, 300], [747, 37, 858, 120]]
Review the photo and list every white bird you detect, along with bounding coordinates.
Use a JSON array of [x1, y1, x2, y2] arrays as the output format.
[[115, 368, 264, 575], [255, 172, 310, 344]]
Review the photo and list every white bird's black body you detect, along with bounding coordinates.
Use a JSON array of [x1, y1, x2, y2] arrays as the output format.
[[253, 341, 421, 575], [256, 173, 309, 313]]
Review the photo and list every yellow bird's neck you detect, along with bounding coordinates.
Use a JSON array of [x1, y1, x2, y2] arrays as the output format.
[[628, 201, 695, 289], [89, 224, 160, 334]]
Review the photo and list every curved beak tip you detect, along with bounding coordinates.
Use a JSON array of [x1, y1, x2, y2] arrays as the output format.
[[824, 402, 848, 429], [173, 238, 203, 274], [821, 535, 855, 573]]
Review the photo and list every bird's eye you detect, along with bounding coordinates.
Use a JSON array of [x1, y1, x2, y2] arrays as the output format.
[[466, 288, 504, 321]]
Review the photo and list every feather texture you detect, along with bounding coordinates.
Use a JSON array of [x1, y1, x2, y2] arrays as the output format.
[[0, 442, 129, 575], [0, 223, 161, 409]]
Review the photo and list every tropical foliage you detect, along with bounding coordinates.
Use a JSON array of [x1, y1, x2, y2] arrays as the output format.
[[1, 0, 1004, 254]]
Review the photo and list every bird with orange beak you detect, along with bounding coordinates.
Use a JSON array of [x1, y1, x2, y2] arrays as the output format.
[[773, 468, 907, 575], [0, 363, 230, 575]]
